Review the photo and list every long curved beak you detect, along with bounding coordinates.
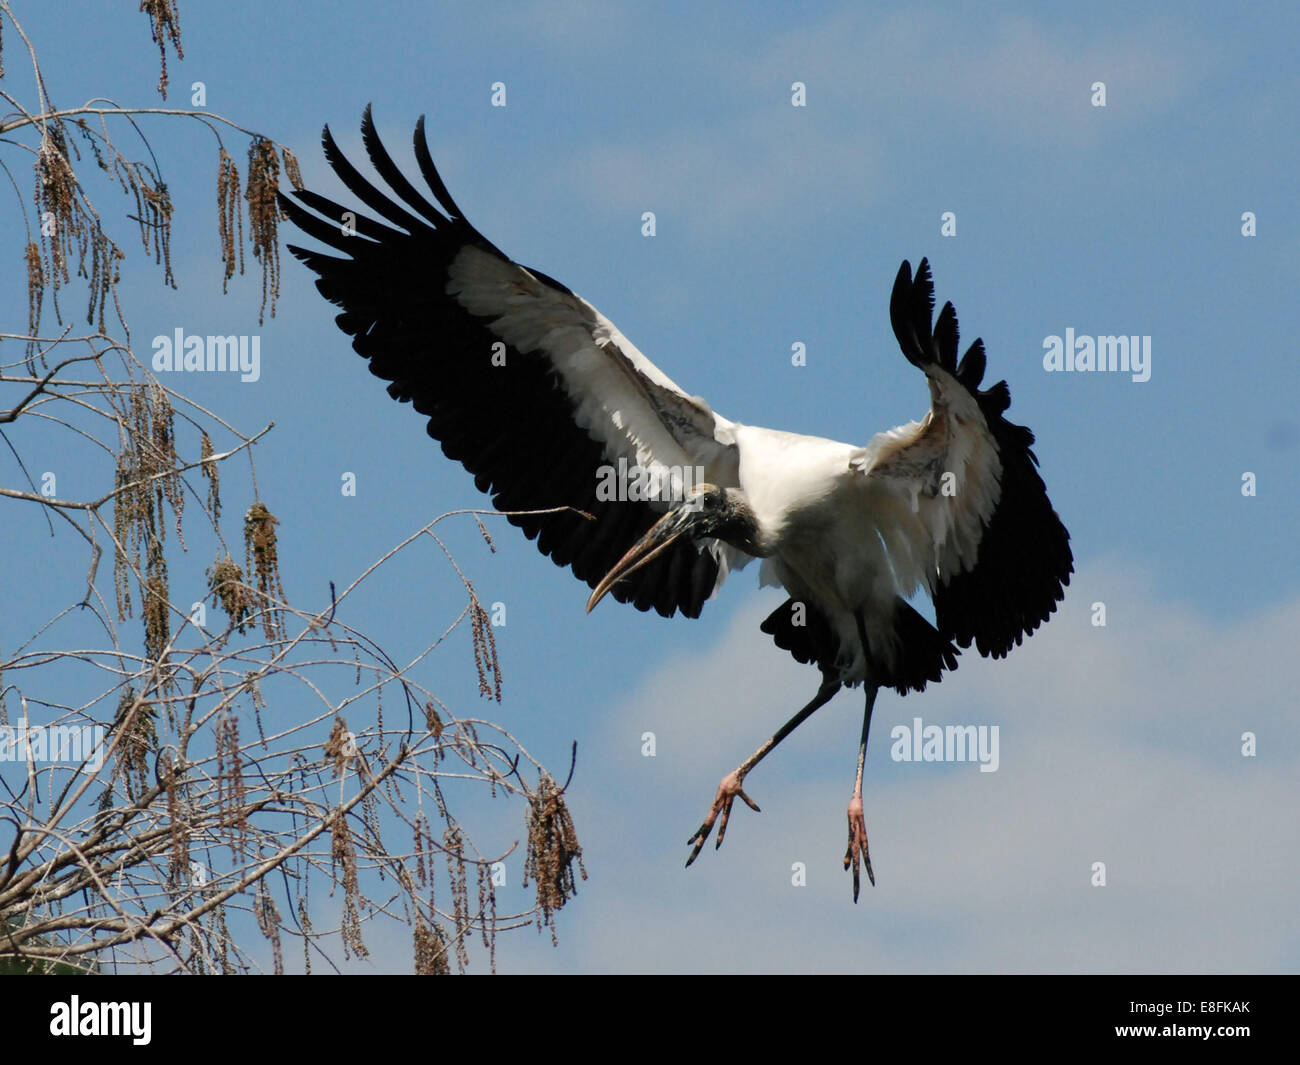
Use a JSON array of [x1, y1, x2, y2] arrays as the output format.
[[586, 508, 692, 613]]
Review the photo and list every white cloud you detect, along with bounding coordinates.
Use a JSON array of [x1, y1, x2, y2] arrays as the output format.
[[726, 8, 1206, 142], [495, 556, 1298, 973], [567, 109, 883, 240], [552, 9, 1208, 241]]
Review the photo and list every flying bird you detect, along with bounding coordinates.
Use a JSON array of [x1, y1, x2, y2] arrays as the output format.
[[280, 109, 1073, 901]]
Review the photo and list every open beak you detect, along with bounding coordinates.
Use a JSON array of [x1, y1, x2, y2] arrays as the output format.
[[586, 508, 691, 613]]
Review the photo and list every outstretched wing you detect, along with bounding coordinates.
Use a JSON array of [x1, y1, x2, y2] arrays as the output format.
[[279, 108, 743, 618], [851, 258, 1073, 657]]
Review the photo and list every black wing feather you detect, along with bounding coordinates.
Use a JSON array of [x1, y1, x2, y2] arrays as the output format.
[[891, 259, 1074, 659], [280, 111, 718, 618]]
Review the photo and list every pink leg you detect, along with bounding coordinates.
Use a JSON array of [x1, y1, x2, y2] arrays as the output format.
[[685, 676, 840, 867], [843, 682, 879, 902]]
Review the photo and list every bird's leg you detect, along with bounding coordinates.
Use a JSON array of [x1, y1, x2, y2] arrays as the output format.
[[845, 680, 880, 902], [844, 607, 882, 901], [686, 673, 840, 867]]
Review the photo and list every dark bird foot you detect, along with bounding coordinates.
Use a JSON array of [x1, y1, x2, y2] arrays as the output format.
[[844, 794, 876, 902], [685, 768, 760, 867]]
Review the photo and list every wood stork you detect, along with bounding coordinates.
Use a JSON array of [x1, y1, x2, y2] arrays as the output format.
[[280, 109, 1073, 901]]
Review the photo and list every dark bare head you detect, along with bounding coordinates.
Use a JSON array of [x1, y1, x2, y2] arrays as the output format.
[[586, 484, 758, 612]]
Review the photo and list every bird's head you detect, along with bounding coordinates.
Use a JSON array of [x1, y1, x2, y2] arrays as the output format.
[[586, 483, 756, 612]]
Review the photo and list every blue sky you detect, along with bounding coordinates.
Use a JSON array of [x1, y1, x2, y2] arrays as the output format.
[[2, 2, 1297, 972]]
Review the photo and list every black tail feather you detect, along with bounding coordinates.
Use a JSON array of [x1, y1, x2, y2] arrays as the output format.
[[761, 597, 960, 695]]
